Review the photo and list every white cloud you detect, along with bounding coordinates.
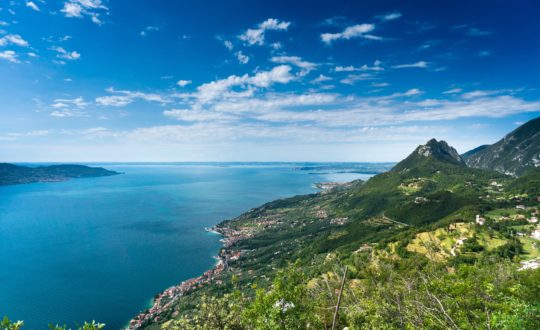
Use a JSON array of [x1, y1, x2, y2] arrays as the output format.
[[96, 87, 169, 107], [140, 26, 160, 37], [335, 65, 358, 72], [163, 109, 235, 122], [50, 46, 81, 60], [194, 65, 294, 103], [62, 2, 83, 17], [176, 80, 192, 87], [51, 97, 88, 109], [239, 18, 290, 46], [235, 50, 249, 64], [26, 1, 40, 11], [335, 60, 383, 72], [311, 74, 332, 84], [223, 40, 233, 50], [392, 61, 429, 69], [321, 23, 380, 44], [443, 88, 463, 94], [380, 11, 402, 21], [0, 34, 29, 47], [0, 50, 19, 63], [340, 73, 375, 85], [50, 97, 89, 117], [61, 0, 108, 25], [270, 55, 316, 75]]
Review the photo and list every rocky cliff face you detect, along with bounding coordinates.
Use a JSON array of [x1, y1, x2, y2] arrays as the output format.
[[463, 117, 540, 176], [392, 138, 466, 172]]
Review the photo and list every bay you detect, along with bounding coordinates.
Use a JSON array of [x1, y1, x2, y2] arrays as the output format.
[[0, 163, 380, 329]]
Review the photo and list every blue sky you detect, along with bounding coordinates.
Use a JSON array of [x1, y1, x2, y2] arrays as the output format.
[[1, 0, 539, 162]]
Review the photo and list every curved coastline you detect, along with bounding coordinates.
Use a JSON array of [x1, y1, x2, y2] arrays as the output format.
[[126, 225, 240, 329]]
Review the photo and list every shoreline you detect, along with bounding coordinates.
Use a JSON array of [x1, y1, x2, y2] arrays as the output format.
[[125, 181, 343, 329], [126, 225, 245, 330]]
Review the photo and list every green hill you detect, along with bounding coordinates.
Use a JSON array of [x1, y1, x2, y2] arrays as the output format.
[[0, 163, 119, 186]]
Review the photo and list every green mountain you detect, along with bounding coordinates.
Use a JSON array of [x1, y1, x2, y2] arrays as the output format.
[[392, 138, 466, 172], [131, 138, 540, 330], [0, 163, 119, 186], [463, 116, 540, 176]]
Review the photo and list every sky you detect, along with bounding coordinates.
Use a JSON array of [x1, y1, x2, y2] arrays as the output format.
[[0, 0, 539, 162]]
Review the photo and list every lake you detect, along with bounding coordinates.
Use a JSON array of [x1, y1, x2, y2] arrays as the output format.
[[0, 163, 385, 329]]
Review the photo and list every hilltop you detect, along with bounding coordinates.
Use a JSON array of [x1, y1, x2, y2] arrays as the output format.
[[131, 136, 540, 330], [0, 163, 119, 186], [463, 116, 540, 176]]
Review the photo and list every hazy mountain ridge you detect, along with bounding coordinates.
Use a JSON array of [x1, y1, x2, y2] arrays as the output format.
[[0, 163, 119, 186], [463, 117, 540, 176]]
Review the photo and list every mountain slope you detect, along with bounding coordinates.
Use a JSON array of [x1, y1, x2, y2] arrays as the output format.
[[461, 144, 489, 161], [463, 116, 540, 176], [133, 140, 521, 329], [0, 163, 119, 186]]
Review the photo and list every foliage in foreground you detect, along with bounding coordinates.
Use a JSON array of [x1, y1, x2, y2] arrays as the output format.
[[165, 256, 540, 330], [1, 317, 105, 330]]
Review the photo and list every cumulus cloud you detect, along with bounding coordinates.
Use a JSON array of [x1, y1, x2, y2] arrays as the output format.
[[50, 46, 81, 60], [194, 65, 294, 103], [0, 34, 29, 47], [321, 23, 381, 44], [239, 18, 290, 46], [61, 0, 108, 25], [0, 50, 19, 63], [176, 80, 192, 87], [270, 55, 316, 75], [235, 50, 249, 64]]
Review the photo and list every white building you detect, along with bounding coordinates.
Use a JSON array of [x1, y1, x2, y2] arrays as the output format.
[[476, 214, 485, 226], [528, 217, 538, 224]]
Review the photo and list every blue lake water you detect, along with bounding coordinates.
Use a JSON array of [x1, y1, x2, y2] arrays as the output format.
[[0, 164, 379, 329]]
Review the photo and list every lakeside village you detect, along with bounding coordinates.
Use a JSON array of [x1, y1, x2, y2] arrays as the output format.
[[128, 206, 350, 329], [128, 179, 540, 328]]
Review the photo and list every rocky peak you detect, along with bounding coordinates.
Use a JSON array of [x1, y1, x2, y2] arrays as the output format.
[[416, 139, 465, 164], [392, 139, 466, 172]]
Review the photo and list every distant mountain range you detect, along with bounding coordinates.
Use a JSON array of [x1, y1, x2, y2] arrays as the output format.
[[462, 116, 540, 176], [0, 163, 119, 186]]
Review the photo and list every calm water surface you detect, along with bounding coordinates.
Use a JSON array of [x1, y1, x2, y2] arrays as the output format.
[[0, 164, 372, 329]]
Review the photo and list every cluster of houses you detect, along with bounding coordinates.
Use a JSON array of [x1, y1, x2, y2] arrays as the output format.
[[129, 225, 256, 330], [128, 251, 230, 329], [330, 217, 349, 225], [475, 204, 540, 241]]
